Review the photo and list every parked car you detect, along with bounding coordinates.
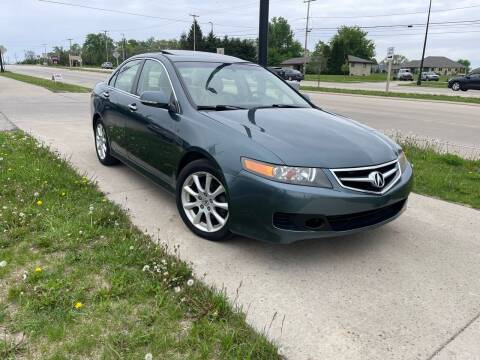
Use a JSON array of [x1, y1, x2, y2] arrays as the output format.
[[421, 71, 440, 81], [267, 66, 286, 79], [283, 68, 304, 81], [448, 73, 480, 91], [101, 62, 113, 69], [394, 69, 414, 81], [91, 50, 412, 244]]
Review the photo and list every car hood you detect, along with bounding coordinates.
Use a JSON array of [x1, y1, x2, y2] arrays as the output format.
[[202, 108, 399, 168]]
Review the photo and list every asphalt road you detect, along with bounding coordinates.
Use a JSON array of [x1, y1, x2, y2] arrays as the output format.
[[6, 64, 109, 87], [1, 76, 480, 360], [7, 64, 480, 99], [308, 92, 480, 157], [302, 80, 480, 98]]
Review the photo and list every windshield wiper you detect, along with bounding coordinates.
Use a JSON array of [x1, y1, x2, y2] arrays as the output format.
[[197, 105, 246, 111], [250, 104, 306, 110]]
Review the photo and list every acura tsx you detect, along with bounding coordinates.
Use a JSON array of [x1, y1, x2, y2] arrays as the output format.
[[91, 50, 413, 244]]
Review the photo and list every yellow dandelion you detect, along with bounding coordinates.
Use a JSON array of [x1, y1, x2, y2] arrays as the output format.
[[36, 200, 43, 206], [61, 192, 66, 196], [35, 267, 42, 273], [102, 198, 107, 203], [74, 302, 83, 309]]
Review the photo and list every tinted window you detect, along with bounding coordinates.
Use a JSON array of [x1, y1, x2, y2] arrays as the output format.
[[136, 60, 173, 98], [114, 60, 142, 93]]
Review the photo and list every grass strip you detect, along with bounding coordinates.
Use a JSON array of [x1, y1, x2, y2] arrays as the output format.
[[304, 74, 388, 82], [398, 81, 449, 89], [0, 71, 91, 93], [402, 143, 480, 209], [301, 86, 480, 105], [0, 131, 279, 359]]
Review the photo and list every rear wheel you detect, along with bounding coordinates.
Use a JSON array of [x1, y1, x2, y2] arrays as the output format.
[[94, 120, 119, 166], [176, 159, 230, 241]]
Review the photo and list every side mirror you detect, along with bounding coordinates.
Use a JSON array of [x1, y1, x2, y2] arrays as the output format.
[[140, 91, 171, 110]]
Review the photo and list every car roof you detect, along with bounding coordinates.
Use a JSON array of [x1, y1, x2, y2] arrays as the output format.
[[133, 50, 249, 63]]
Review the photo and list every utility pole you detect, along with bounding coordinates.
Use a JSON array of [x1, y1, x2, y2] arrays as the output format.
[[417, 0, 432, 86], [41, 43, 47, 65], [0, 49, 4, 73], [102, 30, 109, 62], [303, 0, 315, 76], [121, 33, 126, 61], [189, 14, 199, 51], [208, 21, 214, 34], [67, 38, 73, 67], [258, 0, 269, 67]]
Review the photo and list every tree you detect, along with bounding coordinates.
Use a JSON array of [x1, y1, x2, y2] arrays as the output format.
[[306, 41, 329, 74], [267, 17, 302, 66], [82, 33, 114, 66], [326, 26, 375, 74], [180, 20, 204, 51], [457, 59, 471, 72]]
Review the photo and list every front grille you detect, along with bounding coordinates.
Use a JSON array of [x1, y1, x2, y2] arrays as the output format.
[[330, 159, 401, 194], [326, 200, 406, 231]]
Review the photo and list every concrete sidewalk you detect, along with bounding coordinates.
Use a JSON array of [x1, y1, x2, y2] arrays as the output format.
[[1, 76, 480, 360]]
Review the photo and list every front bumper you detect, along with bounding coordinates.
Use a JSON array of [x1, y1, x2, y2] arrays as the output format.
[[226, 163, 413, 244]]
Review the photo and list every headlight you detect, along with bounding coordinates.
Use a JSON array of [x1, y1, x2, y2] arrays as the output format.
[[241, 158, 332, 188], [398, 151, 409, 173]]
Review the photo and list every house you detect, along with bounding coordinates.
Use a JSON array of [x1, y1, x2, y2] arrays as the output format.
[[280, 56, 310, 72], [347, 55, 374, 76], [400, 56, 466, 76]]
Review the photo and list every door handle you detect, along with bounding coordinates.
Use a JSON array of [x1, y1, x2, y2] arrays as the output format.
[[128, 103, 137, 111], [101, 91, 110, 98]]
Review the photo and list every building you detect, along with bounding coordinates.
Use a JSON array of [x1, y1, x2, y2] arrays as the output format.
[[400, 56, 466, 76], [347, 55, 374, 76], [280, 56, 310, 72]]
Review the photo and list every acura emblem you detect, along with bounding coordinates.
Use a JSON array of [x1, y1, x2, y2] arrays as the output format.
[[368, 171, 385, 188]]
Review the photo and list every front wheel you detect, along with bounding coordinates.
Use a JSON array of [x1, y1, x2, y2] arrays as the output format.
[[176, 159, 230, 241], [451, 82, 461, 91]]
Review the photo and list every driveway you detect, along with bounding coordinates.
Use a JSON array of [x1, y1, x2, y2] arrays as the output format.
[[1, 77, 480, 360]]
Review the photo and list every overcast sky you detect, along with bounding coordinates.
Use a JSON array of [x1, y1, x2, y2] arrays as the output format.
[[2, 0, 479, 68]]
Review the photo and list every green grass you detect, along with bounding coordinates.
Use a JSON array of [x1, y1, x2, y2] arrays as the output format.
[[402, 143, 480, 209], [0, 131, 279, 359], [304, 73, 388, 83], [0, 71, 91, 93], [301, 86, 480, 105]]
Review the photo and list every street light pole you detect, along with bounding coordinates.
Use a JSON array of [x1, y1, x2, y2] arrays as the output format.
[[121, 33, 126, 61], [208, 21, 214, 34], [417, 0, 432, 86], [303, 0, 315, 76], [67, 38, 73, 67], [258, 0, 269, 67], [189, 14, 199, 51]]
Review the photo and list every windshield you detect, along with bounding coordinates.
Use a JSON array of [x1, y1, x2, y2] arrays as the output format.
[[175, 62, 311, 109]]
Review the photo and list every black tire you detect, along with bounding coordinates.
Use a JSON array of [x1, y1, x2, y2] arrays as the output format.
[[94, 120, 120, 166], [176, 159, 231, 241], [461, 88, 468, 92], [451, 81, 461, 91]]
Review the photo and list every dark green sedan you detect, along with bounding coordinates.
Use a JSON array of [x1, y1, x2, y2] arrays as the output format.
[[91, 50, 412, 244]]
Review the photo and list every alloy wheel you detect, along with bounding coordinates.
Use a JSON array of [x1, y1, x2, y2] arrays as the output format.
[[95, 123, 108, 160], [181, 171, 229, 233], [452, 82, 461, 91]]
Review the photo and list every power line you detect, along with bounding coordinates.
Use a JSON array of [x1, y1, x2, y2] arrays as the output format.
[[37, 0, 256, 29], [299, 3, 480, 20], [304, 19, 480, 31]]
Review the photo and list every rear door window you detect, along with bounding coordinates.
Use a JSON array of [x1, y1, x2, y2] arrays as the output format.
[[114, 60, 142, 93]]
